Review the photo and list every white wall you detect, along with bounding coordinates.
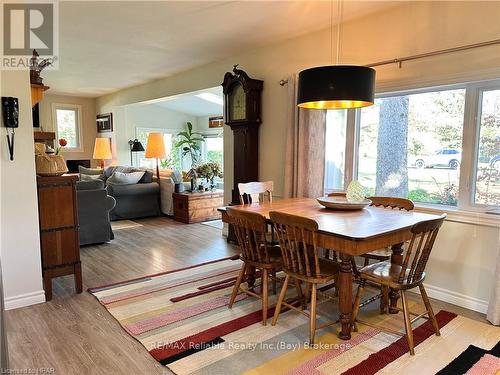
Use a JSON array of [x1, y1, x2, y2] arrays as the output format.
[[39, 94, 97, 166], [0, 70, 45, 310], [95, 1, 500, 313]]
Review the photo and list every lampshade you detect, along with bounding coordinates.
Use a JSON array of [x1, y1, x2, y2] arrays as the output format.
[[145, 132, 166, 159], [93, 137, 112, 160], [297, 65, 376, 109], [130, 139, 145, 152]]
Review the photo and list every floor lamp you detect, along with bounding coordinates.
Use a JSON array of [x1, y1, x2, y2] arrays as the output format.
[[128, 139, 144, 166], [145, 133, 166, 181], [93, 137, 112, 169]]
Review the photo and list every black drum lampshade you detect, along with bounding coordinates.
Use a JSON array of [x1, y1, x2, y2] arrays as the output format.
[[297, 65, 376, 109]]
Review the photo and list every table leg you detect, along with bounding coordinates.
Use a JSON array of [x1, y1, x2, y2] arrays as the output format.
[[389, 242, 404, 313], [338, 253, 353, 340]]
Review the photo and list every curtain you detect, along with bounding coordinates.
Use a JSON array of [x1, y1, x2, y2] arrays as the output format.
[[283, 75, 327, 198], [487, 239, 500, 325]]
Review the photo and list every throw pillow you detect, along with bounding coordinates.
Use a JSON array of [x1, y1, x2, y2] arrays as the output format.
[[107, 171, 145, 185], [80, 174, 103, 182]]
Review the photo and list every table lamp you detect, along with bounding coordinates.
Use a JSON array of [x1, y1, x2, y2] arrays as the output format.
[[93, 137, 112, 168], [128, 139, 144, 166], [145, 132, 165, 180]]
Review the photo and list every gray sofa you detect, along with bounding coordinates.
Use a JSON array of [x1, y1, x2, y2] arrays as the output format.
[[76, 180, 116, 246], [103, 166, 161, 221]]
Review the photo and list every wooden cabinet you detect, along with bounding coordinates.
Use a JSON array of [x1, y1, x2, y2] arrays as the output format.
[[173, 190, 224, 224], [37, 175, 82, 300]]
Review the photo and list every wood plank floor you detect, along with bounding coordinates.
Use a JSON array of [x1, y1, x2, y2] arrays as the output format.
[[6, 216, 488, 375]]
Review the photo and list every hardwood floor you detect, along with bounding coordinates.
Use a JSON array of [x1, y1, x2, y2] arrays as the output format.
[[6, 216, 487, 375]]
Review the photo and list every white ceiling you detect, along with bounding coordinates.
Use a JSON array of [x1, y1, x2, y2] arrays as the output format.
[[141, 86, 223, 117], [44, 1, 398, 97]]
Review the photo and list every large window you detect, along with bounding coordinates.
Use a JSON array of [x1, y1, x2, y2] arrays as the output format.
[[357, 88, 465, 206], [323, 80, 500, 212], [135, 128, 180, 170], [52, 104, 82, 151]]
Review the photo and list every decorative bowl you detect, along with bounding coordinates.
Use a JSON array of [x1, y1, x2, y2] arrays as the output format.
[[317, 196, 372, 210]]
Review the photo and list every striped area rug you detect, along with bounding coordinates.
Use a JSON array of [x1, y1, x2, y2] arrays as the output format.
[[89, 257, 500, 375]]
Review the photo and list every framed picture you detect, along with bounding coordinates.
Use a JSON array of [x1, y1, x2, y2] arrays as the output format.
[[208, 115, 224, 128], [96, 113, 113, 133]]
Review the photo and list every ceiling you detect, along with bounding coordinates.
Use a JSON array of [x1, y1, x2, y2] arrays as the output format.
[[44, 1, 398, 97], [139, 86, 223, 117]]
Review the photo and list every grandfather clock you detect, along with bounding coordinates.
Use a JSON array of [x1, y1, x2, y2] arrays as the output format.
[[222, 65, 263, 241]]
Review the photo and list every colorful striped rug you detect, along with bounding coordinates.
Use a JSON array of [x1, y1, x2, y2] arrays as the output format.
[[89, 257, 500, 375]]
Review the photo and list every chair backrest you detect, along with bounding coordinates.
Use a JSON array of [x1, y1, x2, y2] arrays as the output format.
[[269, 211, 322, 278], [226, 207, 272, 264], [238, 181, 273, 205], [369, 196, 414, 211], [399, 214, 446, 284]]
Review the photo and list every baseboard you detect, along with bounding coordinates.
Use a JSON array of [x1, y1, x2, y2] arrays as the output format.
[[4, 290, 46, 310], [413, 283, 488, 314]]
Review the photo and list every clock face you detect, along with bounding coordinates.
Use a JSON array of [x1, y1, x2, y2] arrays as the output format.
[[229, 84, 246, 121]]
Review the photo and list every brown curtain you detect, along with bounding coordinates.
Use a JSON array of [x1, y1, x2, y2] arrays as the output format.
[[283, 75, 327, 198]]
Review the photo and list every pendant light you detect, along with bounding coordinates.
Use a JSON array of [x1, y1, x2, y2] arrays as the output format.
[[297, 0, 375, 109]]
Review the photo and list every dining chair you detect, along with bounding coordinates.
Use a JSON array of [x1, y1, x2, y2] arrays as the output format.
[[351, 214, 446, 355], [270, 211, 340, 344], [239, 181, 276, 243], [226, 207, 281, 325], [238, 181, 273, 204]]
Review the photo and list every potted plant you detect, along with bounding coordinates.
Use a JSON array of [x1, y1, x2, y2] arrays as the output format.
[[196, 161, 223, 191], [175, 122, 204, 191]]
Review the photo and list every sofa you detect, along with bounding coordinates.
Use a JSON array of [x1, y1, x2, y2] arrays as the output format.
[[102, 166, 161, 220], [76, 179, 116, 245]]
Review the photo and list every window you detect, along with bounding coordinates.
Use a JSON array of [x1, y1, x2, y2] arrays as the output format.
[[53, 104, 82, 151], [202, 134, 224, 188], [474, 88, 500, 206], [324, 79, 500, 213], [324, 110, 347, 191], [135, 128, 180, 170], [357, 88, 465, 206]]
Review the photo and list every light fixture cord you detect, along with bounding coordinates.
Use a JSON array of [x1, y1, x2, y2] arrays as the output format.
[[336, 0, 344, 65]]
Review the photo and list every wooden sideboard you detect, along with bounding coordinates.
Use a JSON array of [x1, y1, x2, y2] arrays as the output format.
[[36, 175, 82, 300], [173, 190, 224, 224]]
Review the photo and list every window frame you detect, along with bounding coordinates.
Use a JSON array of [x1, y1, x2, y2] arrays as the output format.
[[52, 103, 83, 152], [337, 79, 500, 215]]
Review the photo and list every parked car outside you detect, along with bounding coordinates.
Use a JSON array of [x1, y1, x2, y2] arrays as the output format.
[[490, 155, 500, 171], [412, 149, 462, 169]]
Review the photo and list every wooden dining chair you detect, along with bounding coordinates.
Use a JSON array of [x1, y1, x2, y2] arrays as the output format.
[[238, 181, 273, 204], [351, 214, 446, 355], [239, 181, 275, 243], [226, 207, 281, 325], [270, 211, 339, 344]]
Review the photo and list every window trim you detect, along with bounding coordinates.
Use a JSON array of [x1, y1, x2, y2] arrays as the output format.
[[340, 78, 500, 215], [52, 103, 83, 152]]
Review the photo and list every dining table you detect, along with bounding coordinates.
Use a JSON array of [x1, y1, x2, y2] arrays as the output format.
[[218, 197, 442, 340]]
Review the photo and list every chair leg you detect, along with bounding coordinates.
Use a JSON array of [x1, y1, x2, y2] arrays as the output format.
[[262, 269, 268, 325], [294, 278, 305, 310], [271, 269, 277, 295], [419, 284, 440, 336], [400, 290, 415, 355], [380, 285, 389, 314], [309, 283, 317, 345], [272, 274, 290, 326], [351, 280, 365, 332], [363, 257, 370, 267], [229, 263, 246, 308], [304, 282, 311, 304]]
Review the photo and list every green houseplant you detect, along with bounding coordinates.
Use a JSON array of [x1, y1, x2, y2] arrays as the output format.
[[175, 122, 205, 191]]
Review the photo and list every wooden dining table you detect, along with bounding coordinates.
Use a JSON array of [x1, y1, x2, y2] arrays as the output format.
[[218, 197, 442, 340]]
